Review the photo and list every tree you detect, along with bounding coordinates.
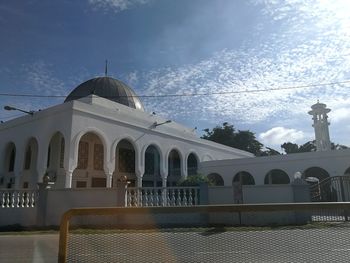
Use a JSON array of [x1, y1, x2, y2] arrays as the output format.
[[281, 140, 348, 154], [280, 142, 299, 154], [201, 122, 266, 156], [177, 174, 212, 186], [331, 143, 348, 150], [281, 141, 316, 154]]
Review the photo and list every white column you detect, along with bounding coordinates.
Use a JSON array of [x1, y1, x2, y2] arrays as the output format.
[[106, 172, 113, 188], [181, 155, 187, 179], [136, 171, 143, 187], [65, 170, 73, 188], [162, 176, 167, 188]]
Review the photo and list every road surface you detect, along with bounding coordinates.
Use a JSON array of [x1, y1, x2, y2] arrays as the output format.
[[1, 226, 350, 262]]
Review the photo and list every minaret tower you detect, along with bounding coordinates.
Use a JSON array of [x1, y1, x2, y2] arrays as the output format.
[[308, 101, 331, 151]]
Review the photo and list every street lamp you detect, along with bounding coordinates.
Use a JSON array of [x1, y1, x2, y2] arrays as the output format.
[[4, 105, 34, 115], [153, 120, 172, 127]]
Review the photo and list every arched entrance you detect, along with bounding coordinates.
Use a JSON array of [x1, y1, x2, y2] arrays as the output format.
[[233, 171, 255, 185], [46, 132, 65, 187], [208, 173, 224, 186], [303, 167, 330, 182], [21, 138, 38, 189], [73, 132, 106, 188], [143, 145, 161, 187], [168, 149, 181, 186], [264, 169, 290, 184], [187, 153, 198, 176], [115, 139, 136, 187], [2, 142, 16, 189]]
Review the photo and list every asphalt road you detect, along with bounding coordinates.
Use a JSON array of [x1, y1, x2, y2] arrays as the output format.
[[1, 226, 350, 262], [0, 234, 59, 263]]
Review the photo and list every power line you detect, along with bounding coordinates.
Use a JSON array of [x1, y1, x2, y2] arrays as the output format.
[[0, 79, 350, 99]]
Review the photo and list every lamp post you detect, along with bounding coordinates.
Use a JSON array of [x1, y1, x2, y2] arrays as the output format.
[[4, 105, 34, 115], [153, 120, 172, 127]]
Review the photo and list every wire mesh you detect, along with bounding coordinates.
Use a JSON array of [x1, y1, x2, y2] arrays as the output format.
[[61, 204, 350, 263]]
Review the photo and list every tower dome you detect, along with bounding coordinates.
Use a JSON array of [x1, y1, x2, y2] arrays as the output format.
[[64, 76, 145, 111]]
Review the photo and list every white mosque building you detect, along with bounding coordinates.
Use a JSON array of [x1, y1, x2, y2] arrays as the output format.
[[0, 76, 253, 190], [2, 74, 350, 197]]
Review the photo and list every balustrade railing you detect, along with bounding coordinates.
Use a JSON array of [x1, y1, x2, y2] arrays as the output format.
[[125, 187, 200, 207], [0, 190, 38, 208]]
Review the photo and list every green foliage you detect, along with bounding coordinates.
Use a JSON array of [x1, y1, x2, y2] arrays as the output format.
[[177, 174, 212, 186], [201, 122, 281, 156], [201, 122, 349, 157], [281, 140, 348, 154], [331, 143, 348, 150]]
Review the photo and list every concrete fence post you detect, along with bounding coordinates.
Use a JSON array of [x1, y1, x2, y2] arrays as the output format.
[[199, 183, 208, 205], [36, 183, 51, 227], [292, 179, 311, 202], [116, 182, 128, 207], [292, 180, 311, 224]]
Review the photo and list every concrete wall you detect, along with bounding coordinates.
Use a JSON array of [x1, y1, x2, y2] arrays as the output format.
[[207, 184, 310, 226], [0, 208, 37, 227], [208, 184, 309, 205], [0, 183, 311, 228]]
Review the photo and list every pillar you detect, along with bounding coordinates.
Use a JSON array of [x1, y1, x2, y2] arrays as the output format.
[[136, 171, 143, 188], [181, 155, 187, 179], [65, 170, 73, 188], [106, 172, 113, 188]]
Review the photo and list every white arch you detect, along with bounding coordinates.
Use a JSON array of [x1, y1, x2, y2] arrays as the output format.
[[166, 146, 184, 177], [70, 127, 110, 172], [111, 136, 140, 175], [186, 151, 200, 176], [141, 142, 165, 176]]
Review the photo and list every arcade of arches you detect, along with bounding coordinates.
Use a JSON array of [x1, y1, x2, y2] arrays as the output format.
[[1, 131, 200, 189], [206, 165, 344, 188]]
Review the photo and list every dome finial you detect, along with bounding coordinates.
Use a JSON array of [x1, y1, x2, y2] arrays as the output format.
[[105, 59, 108, 76]]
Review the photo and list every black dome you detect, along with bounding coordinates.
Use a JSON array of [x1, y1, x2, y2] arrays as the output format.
[[64, 77, 144, 111]]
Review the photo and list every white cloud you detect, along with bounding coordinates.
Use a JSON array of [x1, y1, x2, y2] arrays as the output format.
[[88, 0, 149, 13], [138, 0, 350, 125], [124, 71, 139, 87], [331, 107, 350, 123], [23, 61, 67, 96], [259, 127, 305, 146]]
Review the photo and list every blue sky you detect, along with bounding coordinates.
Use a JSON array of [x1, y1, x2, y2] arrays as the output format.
[[1, 0, 350, 151]]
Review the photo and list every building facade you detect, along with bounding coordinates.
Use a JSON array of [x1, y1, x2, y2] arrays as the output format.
[[0, 76, 253, 190]]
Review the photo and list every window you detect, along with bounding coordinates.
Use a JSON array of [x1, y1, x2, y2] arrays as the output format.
[[76, 181, 87, 188], [77, 141, 89, 169], [91, 177, 106, 187], [93, 144, 104, 170]]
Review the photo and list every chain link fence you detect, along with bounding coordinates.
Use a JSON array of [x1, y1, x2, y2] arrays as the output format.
[[59, 203, 350, 262]]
